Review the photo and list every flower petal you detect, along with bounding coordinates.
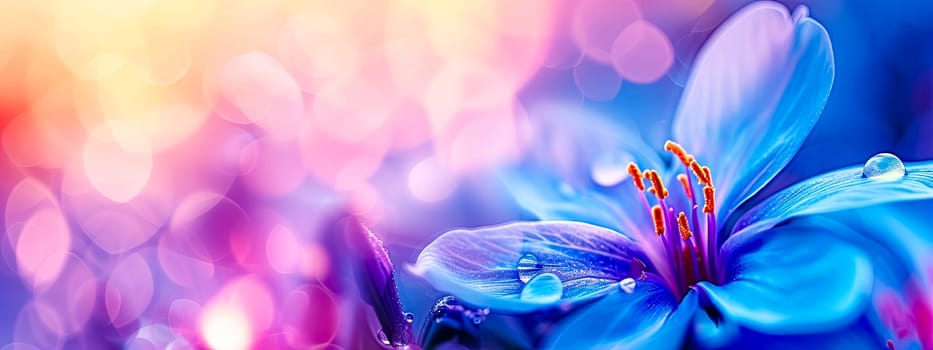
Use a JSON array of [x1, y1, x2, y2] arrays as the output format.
[[522, 102, 664, 189], [733, 160, 933, 237], [695, 223, 873, 335], [545, 285, 697, 349], [342, 218, 414, 346], [672, 2, 834, 217], [500, 169, 630, 234], [415, 221, 649, 313], [503, 103, 664, 238]]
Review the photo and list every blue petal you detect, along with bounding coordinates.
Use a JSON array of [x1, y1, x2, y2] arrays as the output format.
[[694, 223, 873, 337], [733, 160, 933, 237], [694, 317, 889, 350], [415, 221, 649, 313], [545, 284, 697, 349], [672, 2, 834, 217], [500, 169, 630, 234], [503, 103, 664, 240], [521, 103, 664, 188]]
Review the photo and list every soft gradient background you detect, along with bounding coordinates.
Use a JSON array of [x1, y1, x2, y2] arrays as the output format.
[[0, 0, 931, 349]]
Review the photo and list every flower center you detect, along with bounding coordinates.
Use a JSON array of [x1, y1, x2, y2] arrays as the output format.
[[626, 141, 721, 297]]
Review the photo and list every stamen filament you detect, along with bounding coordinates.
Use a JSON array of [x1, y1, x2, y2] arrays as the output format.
[[692, 204, 710, 281], [662, 203, 691, 293], [705, 212, 720, 281], [683, 237, 702, 286], [663, 205, 685, 292]]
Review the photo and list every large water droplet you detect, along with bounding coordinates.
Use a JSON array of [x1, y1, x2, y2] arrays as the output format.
[[516, 254, 543, 283], [863, 153, 906, 180], [591, 151, 633, 187], [619, 278, 636, 294], [519, 273, 563, 303], [404, 312, 415, 324]]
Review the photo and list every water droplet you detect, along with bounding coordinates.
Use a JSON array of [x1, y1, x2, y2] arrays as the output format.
[[377, 328, 411, 347], [619, 277, 637, 294], [591, 151, 632, 187], [472, 315, 484, 324], [404, 312, 415, 323], [863, 153, 906, 180], [519, 273, 563, 303], [377, 329, 390, 345], [517, 254, 543, 283]]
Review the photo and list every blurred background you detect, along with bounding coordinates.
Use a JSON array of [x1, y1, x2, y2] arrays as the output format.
[[0, 0, 931, 348]]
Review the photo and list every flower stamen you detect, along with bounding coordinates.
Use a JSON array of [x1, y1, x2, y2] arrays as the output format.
[[644, 170, 668, 199], [632, 141, 723, 296], [627, 162, 645, 191], [677, 174, 693, 201], [664, 140, 694, 166], [677, 212, 692, 240], [651, 205, 665, 236], [690, 160, 709, 185], [702, 186, 715, 214]]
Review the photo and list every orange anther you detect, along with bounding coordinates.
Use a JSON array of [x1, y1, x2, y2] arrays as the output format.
[[677, 212, 692, 240], [689, 160, 709, 185], [644, 170, 668, 199], [651, 205, 665, 235], [664, 140, 694, 166], [702, 166, 712, 186], [702, 185, 716, 214], [627, 162, 645, 191], [676, 174, 693, 199]]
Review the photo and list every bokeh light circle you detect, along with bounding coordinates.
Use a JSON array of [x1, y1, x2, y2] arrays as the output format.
[[611, 20, 675, 84]]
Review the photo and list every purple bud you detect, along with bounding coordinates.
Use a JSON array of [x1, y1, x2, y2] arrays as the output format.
[[343, 218, 413, 347]]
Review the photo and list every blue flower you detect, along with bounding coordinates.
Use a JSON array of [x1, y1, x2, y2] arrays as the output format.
[[414, 2, 933, 349]]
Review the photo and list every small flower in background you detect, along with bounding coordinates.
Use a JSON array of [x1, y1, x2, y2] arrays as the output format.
[[416, 2, 933, 349]]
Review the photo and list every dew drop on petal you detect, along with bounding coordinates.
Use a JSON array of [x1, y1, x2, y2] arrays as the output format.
[[377, 329, 390, 345], [519, 273, 563, 303], [862, 153, 906, 180], [404, 312, 415, 324], [591, 151, 633, 187], [471, 314, 484, 325], [619, 277, 637, 294], [516, 254, 542, 283]]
